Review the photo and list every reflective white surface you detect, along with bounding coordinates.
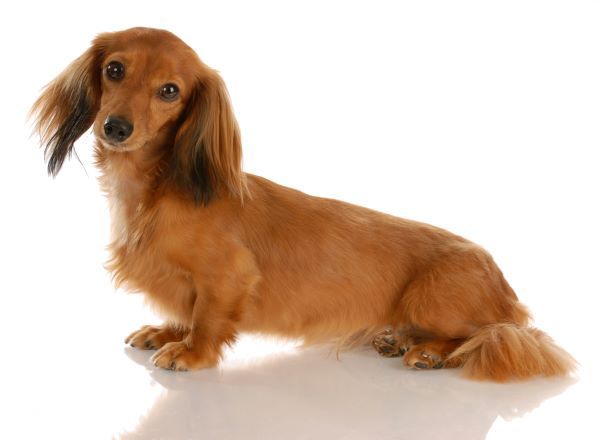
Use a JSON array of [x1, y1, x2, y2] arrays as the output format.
[[0, 293, 593, 440]]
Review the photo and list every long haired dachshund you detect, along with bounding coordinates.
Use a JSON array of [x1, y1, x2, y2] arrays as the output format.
[[31, 27, 575, 381]]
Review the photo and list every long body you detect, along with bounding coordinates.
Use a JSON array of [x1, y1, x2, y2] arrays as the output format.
[[33, 27, 575, 380]]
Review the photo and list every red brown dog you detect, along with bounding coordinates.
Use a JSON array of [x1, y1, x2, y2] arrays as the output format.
[[32, 27, 575, 380]]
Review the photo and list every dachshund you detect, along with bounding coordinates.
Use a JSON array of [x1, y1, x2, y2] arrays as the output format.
[[31, 27, 575, 380]]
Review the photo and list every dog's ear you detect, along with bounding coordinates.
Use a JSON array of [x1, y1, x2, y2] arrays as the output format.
[[172, 71, 247, 205], [30, 37, 106, 176]]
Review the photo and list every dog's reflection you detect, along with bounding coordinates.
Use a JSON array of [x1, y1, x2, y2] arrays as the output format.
[[117, 340, 575, 440]]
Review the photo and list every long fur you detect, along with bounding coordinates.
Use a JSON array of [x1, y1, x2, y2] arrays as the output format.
[[30, 45, 103, 175], [173, 74, 248, 205], [448, 324, 576, 382], [31, 27, 576, 380]]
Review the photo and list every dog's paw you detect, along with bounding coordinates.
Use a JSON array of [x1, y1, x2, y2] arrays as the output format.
[[150, 341, 219, 371], [125, 325, 185, 350], [403, 345, 445, 370], [372, 329, 412, 357], [402, 338, 466, 370], [403, 340, 464, 370]]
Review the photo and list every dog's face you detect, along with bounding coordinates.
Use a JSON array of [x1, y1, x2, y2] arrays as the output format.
[[32, 27, 247, 204], [93, 32, 197, 152]]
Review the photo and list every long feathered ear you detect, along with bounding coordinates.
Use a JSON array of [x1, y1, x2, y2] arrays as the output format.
[[173, 71, 248, 205], [30, 41, 104, 176]]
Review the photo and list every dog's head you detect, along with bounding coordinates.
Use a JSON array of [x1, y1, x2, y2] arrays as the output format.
[[31, 27, 246, 204]]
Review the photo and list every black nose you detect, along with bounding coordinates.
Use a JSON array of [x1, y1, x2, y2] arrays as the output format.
[[103, 116, 133, 143]]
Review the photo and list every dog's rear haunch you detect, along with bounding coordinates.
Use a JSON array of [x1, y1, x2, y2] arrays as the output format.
[[31, 27, 576, 380]]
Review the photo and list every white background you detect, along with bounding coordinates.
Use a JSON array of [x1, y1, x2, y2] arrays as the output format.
[[1, 1, 599, 439]]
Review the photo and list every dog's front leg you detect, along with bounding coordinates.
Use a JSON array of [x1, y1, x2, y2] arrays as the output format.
[[151, 250, 259, 371], [149, 287, 237, 371]]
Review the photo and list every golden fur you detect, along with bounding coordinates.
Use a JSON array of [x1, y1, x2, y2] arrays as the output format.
[[31, 27, 575, 380]]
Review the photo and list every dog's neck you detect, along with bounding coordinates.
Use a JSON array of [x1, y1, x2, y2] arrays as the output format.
[[95, 142, 169, 246], [98, 144, 162, 199]]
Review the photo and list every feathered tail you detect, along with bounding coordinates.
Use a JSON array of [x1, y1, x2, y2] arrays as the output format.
[[448, 323, 577, 382]]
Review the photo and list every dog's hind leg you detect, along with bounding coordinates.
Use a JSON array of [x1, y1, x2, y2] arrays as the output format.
[[373, 329, 465, 369]]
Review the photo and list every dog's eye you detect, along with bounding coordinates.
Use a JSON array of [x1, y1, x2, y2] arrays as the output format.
[[159, 83, 179, 101], [106, 61, 125, 80]]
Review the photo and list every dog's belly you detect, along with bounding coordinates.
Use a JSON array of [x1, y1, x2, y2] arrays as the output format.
[[236, 264, 404, 342]]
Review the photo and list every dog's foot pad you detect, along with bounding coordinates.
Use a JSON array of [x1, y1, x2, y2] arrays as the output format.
[[372, 329, 411, 358]]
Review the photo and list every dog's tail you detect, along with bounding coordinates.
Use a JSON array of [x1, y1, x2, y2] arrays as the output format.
[[447, 323, 577, 382]]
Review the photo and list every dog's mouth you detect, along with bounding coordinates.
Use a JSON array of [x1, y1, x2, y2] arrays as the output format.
[[100, 139, 128, 152], [98, 136, 143, 152]]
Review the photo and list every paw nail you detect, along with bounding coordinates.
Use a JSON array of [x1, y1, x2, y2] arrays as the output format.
[[414, 362, 429, 369], [433, 362, 444, 369]]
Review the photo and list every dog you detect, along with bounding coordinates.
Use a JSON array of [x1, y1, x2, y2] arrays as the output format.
[[31, 27, 575, 380]]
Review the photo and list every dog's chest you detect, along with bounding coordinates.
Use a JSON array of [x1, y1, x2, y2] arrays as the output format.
[[108, 193, 130, 248], [104, 171, 145, 246], [104, 187, 196, 323], [101, 165, 167, 287]]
